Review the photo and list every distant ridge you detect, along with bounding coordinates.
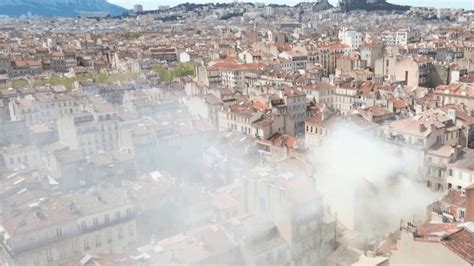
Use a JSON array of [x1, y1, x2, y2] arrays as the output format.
[[339, 0, 410, 12], [0, 0, 127, 17]]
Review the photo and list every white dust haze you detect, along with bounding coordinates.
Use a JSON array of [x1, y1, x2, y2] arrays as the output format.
[[309, 122, 440, 236]]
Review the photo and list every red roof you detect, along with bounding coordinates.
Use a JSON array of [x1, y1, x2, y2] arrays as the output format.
[[392, 98, 408, 109], [442, 228, 474, 264], [252, 100, 267, 110], [210, 59, 262, 71]]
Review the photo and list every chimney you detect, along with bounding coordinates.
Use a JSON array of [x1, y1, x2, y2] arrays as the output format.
[[419, 124, 427, 132], [465, 184, 474, 222]]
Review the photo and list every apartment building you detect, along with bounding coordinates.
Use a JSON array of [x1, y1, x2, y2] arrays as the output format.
[[303, 82, 334, 106], [332, 82, 359, 113], [57, 110, 120, 155], [375, 55, 432, 87], [242, 168, 324, 266], [149, 47, 177, 62], [271, 87, 307, 134], [0, 187, 137, 266], [305, 113, 325, 147], [196, 65, 222, 90], [378, 109, 461, 188], [0, 55, 11, 74], [51, 51, 67, 73], [9, 93, 81, 127], [1, 144, 43, 171], [278, 50, 308, 71], [224, 215, 291, 266], [381, 30, 417, 46], [429, 190, 468, 223], [209, 59, 261, 92], [305, 112, 377, 147], [217, 98, 286, 140], [309, 44, 348, 77], [360, 43, 383, 70], [446, 149, 474, 190], [435, 83, 474, 113], [10, 60, 43, 77], [338, 27, 364, 49]]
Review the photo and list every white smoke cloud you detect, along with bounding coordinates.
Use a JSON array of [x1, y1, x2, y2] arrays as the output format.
[[309, 122, 440, 236]]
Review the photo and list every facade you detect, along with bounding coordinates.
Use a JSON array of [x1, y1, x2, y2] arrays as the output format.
[[446, 149, 474, 190], [1, 144, 43, 170], [0, 187, 137, 266], [243, 168, 324, 266], [0, 55, 11, 74], [361, 43, 383, 70], [333, 82, 359, 113], [303, 82, 334, 106], [272, 88, 307, 134], [378, 110, 461, 188], [381, 30, 416, 46], [338, 27, 365, 49], [217, 99, 285, 140], [279, 50, 308, 71], [51, 51, 67, 73], [375, 55, 432, 87], [435, 83, 474, 113], [9, 93, 81, 127], [210, 60, 261, 92], [57, 110, 120, 155]]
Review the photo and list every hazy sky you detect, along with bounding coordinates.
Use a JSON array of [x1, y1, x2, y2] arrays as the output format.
[[108, 0, 473, 10]]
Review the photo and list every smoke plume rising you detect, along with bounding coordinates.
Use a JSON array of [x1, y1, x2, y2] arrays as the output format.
[[309, 122, 440, 236]]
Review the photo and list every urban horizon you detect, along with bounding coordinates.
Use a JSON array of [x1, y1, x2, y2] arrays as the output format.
[[0, 1, 472, 265], [110, 0, 472, 10]]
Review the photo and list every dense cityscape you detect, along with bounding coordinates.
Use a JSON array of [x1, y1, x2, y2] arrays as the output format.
[[0, 0, 473, 265]]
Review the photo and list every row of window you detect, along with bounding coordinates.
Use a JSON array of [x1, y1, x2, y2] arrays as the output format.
[[6, 153, 40, 168], [77, 208, 133, 232], [45, 224, 134, 263]]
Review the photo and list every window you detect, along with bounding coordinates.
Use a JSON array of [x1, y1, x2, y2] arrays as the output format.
[[118, 227, 124, 240], [129, 224, 134, 236], [80, 220, 86, 230], [83, 239, 90, 250], [460, 210, 465, 219], [107, 231, 113, 243], [72, 240, 79, 254], [104, 214, 110, 223], [278, 248, 284, 260], [115, 211, 121, 220], [46, 248, 53, 262], [126, 208, 132, 216], [95, 234, 101, 247], [93, 217, 99, 227], [56, 227, 62, 238]]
